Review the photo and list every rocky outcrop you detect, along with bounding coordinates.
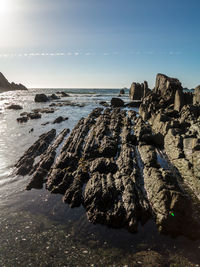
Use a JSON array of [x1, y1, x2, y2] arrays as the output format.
[[193, 85, 200, 105], [129, 81, 151, 101], [0, 72, 27, 92], [154, 73, 182, 104], [15, 105, 200, 239], [139, 74, 200, 203], [35, 94, 49, 102]]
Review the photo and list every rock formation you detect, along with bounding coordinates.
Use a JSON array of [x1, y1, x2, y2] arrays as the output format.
[[140, 73, 200, 201], [0, 72, 27, 92], [129, 83, 144, 100], [154, 73, 182, 104], [129, 81, 150, 100], [15, 99, 200, 239]]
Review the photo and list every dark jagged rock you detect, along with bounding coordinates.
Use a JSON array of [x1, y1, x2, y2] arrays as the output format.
[[0, 72, 27, 92], [15, 129, 56, 176], [7, 104, 23, 110], [111, 98, 124, 107], [35, 94, 49, 102], [53, 116, 68, 124], [26, 129, 70, 190]]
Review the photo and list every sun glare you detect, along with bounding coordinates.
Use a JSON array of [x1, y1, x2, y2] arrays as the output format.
[[0, 0, 10, 15]]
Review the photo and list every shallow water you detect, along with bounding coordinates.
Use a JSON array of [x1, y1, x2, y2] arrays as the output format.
[[0, 89, 200, 267]]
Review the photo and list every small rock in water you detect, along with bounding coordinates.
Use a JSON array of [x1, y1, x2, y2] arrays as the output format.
[[17, 116, 29, 123], [34, 94, 49, 102], [27, 113, 42, 120], [53, 116, 68, 124], [7, 104, 23, 110]]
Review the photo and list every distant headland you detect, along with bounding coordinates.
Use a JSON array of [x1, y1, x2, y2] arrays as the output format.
[[0, 72, 27, 93]]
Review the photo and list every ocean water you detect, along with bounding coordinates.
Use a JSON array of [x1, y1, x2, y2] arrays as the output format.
[[0, 88, 199, 267]]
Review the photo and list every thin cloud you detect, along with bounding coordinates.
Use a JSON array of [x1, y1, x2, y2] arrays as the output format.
[[0, 52, 66, 58]]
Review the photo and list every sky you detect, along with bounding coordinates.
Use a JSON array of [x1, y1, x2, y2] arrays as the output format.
[[0, 0, 199, 88]]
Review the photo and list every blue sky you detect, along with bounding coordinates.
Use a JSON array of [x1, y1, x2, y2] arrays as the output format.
[[0, 0, 199, 88]]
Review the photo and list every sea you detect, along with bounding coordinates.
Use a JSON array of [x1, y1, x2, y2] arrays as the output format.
[[0, 88, 199, 267]]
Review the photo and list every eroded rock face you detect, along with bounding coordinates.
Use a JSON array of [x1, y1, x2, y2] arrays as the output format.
[[154, 73, 182, 104], [139, 74, 200, 203], [15, 106, 200, 239], [193, 85, 200, 105], [174, 89, 184, 112]]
